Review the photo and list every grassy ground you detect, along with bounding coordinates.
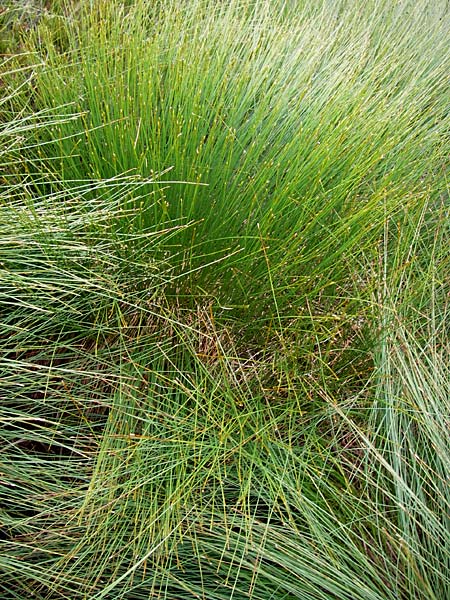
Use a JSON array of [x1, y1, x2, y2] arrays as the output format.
[[1, 1, 449, 598]]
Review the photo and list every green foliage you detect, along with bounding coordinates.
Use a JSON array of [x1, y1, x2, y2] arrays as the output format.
[[1, 1, 449, 598]]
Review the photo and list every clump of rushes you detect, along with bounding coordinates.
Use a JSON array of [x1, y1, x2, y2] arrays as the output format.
[[1, 0, 449, 599]]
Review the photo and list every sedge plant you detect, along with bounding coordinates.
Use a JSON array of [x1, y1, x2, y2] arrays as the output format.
[[0, 0, 449, 598]]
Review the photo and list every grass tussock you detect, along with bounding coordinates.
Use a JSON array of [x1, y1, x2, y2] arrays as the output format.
[[1, 1, 449, 598]]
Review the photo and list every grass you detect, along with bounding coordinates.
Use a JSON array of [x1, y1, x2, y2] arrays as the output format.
[[1, 0, 449, 598]]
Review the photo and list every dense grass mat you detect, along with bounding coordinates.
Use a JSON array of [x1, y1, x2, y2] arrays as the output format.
[[1, 1, 449, 598]]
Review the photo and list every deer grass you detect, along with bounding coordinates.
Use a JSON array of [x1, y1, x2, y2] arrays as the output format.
[[1, 0, 449, 598]]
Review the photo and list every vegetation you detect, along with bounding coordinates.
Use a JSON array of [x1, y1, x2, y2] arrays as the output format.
[[1, 1, 449, 598]]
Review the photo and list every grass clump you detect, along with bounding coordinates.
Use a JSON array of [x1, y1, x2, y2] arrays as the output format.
[[1, 0, 449, 598]]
